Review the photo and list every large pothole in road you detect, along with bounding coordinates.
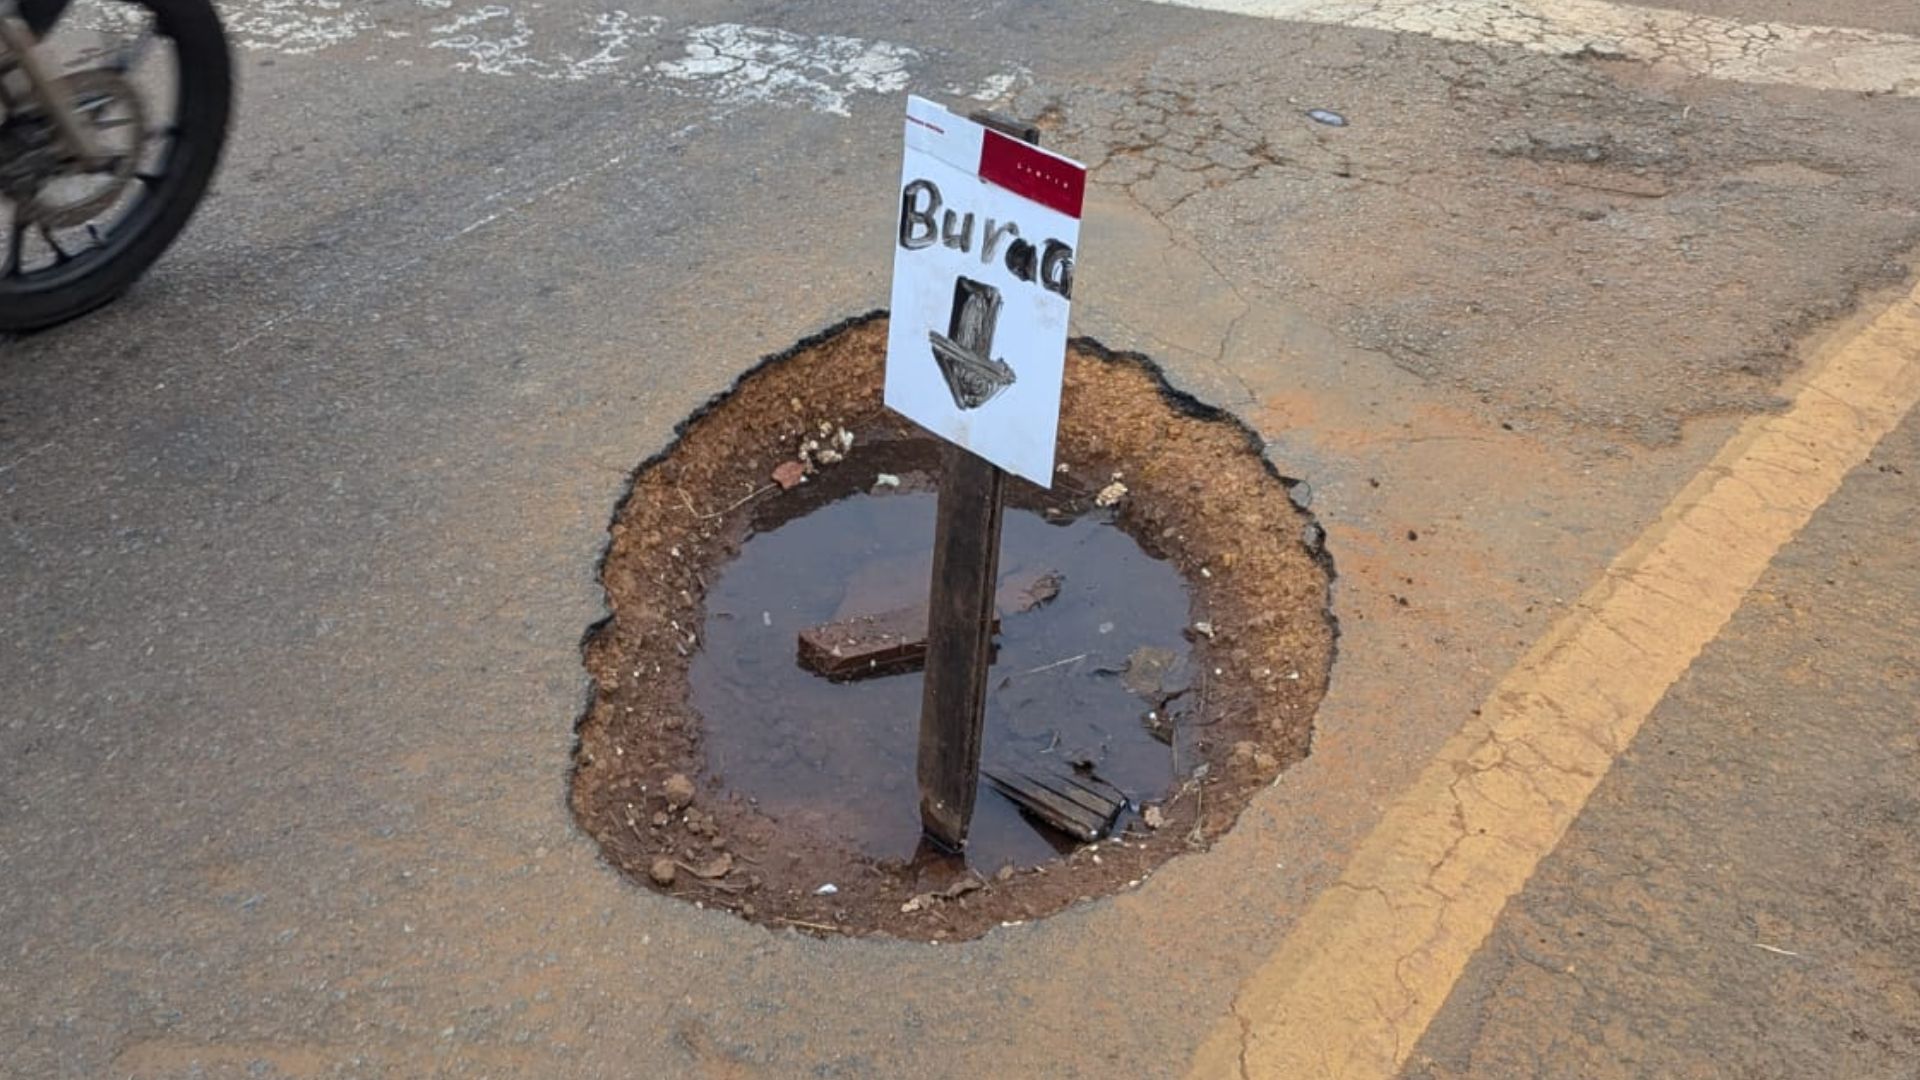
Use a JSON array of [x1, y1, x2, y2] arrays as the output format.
[[571, 316, 1334, 940]]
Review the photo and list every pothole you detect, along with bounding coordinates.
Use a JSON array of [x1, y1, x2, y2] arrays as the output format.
[[572, 315, 1335, 940]]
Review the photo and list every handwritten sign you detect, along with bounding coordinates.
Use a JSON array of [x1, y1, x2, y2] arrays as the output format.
[[885, 96, 1086, 488]]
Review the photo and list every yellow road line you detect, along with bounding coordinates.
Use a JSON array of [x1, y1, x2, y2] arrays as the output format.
[[1191, 281, 1920, 1079]]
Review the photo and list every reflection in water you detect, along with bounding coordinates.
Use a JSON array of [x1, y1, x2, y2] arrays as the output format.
[[691, 488, 1194, 868]]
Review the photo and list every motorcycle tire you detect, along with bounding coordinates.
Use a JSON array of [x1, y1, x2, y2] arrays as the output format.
[[0, 0, 231, 333]]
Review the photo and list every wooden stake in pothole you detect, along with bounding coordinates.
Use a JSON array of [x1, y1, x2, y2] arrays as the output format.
[[884, 98, 1087, 850]]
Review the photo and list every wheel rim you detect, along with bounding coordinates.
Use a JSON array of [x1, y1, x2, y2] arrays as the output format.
[[0, 0, 186, 286]]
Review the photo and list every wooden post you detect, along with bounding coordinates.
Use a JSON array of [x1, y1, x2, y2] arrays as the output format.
[[916, 442, 1006, 849], [916, 110, 1040, 851]]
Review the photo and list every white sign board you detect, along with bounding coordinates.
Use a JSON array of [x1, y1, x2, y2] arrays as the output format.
[[885, 96, 1086, 488]]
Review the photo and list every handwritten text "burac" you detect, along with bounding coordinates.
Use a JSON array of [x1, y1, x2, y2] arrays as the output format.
[[899, 179, 1074, 300]]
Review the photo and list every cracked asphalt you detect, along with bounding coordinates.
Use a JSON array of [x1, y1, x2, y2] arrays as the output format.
[[3, 0, 1918, 1075]]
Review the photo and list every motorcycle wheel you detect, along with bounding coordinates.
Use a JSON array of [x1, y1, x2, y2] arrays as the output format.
[[0, 0, 231, 333]]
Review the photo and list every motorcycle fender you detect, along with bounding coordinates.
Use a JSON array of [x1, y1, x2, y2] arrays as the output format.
[[20, 0, 71, 38]]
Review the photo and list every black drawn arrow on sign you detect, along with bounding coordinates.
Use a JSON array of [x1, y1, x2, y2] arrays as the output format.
[[928, 277, 1017, 411]]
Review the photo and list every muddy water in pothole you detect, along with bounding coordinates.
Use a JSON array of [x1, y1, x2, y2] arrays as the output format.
[[690, 488, 1192, 869]]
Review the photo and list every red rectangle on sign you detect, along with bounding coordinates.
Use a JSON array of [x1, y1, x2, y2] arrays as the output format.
[[978, 129, 1085, 220]]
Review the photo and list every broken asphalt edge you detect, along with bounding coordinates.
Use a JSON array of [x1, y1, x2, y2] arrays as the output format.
[[562, 308, 1345, 942]]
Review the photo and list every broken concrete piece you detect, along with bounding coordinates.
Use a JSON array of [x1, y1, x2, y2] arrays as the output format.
[[796, 569, 1060, 681], [797, 604, 971, 681]]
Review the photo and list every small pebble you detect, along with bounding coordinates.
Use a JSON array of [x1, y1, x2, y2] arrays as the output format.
[[662, 773, 696, 811], [649, 858, 677, 887]]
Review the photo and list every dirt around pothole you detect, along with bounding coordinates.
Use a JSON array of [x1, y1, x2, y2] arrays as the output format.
[[571, 315, 1335, 940]]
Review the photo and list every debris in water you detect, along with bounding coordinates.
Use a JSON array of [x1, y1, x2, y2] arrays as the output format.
[[1306, 108, 1347, 127], [984, 762, 1126, 842], [797, 604, 959, 681], [794, 569, 1056, 681], [1121, 646, 1189, 700], [997, 569, 1063, 615], [689, 485, 1207, 872]]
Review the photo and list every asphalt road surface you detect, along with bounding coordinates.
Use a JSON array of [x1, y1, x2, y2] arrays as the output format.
[[3, 0, 1918, 1076]]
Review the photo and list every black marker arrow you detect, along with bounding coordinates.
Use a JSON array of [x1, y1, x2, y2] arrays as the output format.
[[929, 277, 1017, 411]]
